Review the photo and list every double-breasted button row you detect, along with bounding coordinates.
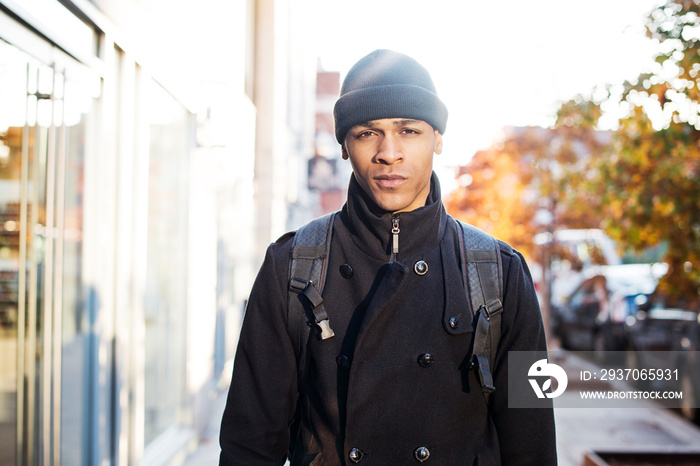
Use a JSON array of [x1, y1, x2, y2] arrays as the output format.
[[343, 261, 429, 277], [348, 446, 431, 463], [341, 353, 434, 369]]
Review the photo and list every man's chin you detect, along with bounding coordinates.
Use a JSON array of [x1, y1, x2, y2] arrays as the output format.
[[372, 196, 408, 214]]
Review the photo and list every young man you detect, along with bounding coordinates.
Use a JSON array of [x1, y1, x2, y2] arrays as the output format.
[[220, 49, 557, 465]]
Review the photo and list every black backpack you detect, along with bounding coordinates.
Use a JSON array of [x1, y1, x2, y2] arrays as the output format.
[[287, 212, 504, 400]]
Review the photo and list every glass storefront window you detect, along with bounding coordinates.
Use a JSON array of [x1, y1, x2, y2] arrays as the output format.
[[0, 38, 53, 466], [0, 37, 25, 466], [0, 37, 97, 465], [2, 15, 197, 463], [143, 79, 191, 445], [59, 65, 94, 466]]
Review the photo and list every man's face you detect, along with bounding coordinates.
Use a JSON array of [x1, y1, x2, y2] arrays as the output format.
[[342, 118, 442, 214]]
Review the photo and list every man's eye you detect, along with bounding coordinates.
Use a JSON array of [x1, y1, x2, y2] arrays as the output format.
[[402, 128, 419, 134], [357, 131, 374, 138]]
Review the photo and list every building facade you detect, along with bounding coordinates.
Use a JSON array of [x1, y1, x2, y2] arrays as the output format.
[[310, 66, 350, 216], [0, 0, 317, 464]]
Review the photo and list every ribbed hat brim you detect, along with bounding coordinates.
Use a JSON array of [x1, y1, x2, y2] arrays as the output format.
[[333, 84, 448, 143]]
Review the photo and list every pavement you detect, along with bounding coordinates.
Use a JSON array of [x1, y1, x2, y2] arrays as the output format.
[[182, 391, 227, 466], [552, 350, 700, 465], [183, 350, 700, 466]]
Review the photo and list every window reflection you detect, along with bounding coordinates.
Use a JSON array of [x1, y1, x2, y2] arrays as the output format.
[[59, 82, 90, 466], [143, 79, 191, 444]]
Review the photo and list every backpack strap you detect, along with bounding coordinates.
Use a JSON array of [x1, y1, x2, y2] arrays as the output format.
[[288, 212, 337, 358], [456, 219, 503, 402], [287, 213, 337, 459]]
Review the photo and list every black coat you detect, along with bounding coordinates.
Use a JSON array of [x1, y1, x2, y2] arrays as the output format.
[[220, 174, 557, 465]]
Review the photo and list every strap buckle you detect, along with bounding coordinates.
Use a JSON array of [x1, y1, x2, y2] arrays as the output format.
[[317, 319, 335, 340], [289, 277, 311, 293], [480, 299, 503, 321], [289, 277, 335, 340]]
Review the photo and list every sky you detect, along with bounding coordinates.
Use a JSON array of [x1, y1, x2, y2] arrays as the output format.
[[309, 0, 664, 172]]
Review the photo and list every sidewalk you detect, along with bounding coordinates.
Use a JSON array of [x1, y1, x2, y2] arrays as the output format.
[[184, 352, 700, 465], [183, 391, 227, 466], [553, 351, 700, 465]]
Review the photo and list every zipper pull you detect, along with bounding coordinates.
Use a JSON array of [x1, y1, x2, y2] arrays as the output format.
[[391, 216, 400, 262]]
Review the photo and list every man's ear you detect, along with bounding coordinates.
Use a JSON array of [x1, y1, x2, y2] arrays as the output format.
[[341, 143, 349, 160], [434, 131, 443, 155]]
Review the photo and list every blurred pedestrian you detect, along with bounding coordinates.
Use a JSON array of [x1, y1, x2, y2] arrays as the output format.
[[219, 49, 556, 465]]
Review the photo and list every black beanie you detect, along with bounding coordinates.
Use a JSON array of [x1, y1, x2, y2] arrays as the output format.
[[333, 49, 448, 143]]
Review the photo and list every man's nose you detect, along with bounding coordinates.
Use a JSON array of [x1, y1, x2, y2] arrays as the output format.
[[375, 135, 403, 164]]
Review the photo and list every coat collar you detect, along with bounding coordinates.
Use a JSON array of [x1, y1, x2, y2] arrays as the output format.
[[339, 171, 447, 261]]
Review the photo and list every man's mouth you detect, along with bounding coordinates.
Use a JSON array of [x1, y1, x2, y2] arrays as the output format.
[[374, 175, 407, 189]]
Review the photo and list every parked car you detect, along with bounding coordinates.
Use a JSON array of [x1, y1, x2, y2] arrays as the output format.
[[552, 263, 666, 352], [534, 228, 621, 308], [626, 307, 696, 352], [625, 306, 700, 425]]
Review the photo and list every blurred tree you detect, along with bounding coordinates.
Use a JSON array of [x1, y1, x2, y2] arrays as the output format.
[[594, 113, 700, 303], [445, 137, 538, 260], [564, 0, 700, 304], [444, 111, 608, 262], [630, 0, 700, 126]]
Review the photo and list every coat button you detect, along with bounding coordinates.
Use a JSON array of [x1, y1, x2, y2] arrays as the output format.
[[340, 264, 354, 279], [449, 316, 459, 329], [337, 355, 351, 369], [349, 447, 364, 463], [417, 353, 434, 367], [414, 446, 430, 462], [414, 260, 428, 275]]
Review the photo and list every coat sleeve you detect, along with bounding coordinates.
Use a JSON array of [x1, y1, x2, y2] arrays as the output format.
[[490, 247, 558, 465], [219, 238, 298, 466]]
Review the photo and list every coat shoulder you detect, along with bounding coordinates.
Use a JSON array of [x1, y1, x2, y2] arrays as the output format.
[[495, 239, 514, 256], [275, 230, 296, 244]]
